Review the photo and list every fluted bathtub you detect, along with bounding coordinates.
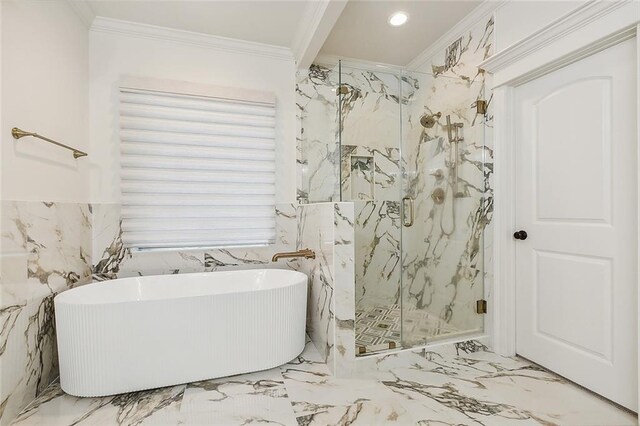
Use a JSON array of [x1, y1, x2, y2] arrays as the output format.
[[54, 269, 307, 397]]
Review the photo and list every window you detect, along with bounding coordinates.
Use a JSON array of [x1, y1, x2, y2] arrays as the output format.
[[119, 77, 276, 250]]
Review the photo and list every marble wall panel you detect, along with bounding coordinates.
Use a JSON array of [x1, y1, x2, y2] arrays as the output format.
[[0, 201, 92, 425], [331, 202, 355, 376], [338, 68, 409, 205], [353, 201, 401, 311], [295, 203, 335, 364], [90, 203, 299, 280], [296, 65, 417, 205], [293, 202, 356, 376], [341, 145, 401, 202], [296, 65, 340, 203]]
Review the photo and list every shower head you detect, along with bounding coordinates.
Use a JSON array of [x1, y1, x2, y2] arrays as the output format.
[[420, 112, 441, 128]]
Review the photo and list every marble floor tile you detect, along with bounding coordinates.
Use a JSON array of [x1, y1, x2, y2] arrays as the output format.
[[381, 349, 637, 426], [11, 339, 636, 426], [11, 383, 185, 426], [282, 344, 411, 424], [283, 374, 413, 425], [180, 368, 297, 426]]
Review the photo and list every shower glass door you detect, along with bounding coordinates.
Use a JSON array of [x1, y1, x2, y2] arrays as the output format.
[[400, 70, 486, 348], [340, 63, 487, 355], [339, 64, 404, 354]]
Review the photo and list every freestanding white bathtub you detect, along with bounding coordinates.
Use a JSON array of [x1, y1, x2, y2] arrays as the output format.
[[54, 269, 307, 397]]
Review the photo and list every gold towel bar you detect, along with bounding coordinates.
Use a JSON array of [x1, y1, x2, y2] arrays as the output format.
[[11, 127, 88, 159]]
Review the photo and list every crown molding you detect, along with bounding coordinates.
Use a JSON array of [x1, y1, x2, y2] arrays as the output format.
[[65, 0, 96, 28], [406, 0, 507, 71], [90, 17, 295, 62], [479, 0, 636, 75]]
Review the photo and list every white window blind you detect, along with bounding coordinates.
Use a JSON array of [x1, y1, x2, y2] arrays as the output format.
[[119, 78, 276, 250]]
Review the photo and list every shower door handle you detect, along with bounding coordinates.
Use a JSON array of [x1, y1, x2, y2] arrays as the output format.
[[402, 196, 414, 227]]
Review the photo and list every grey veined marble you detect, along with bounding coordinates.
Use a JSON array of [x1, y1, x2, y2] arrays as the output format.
[[296, 16, 496, 353], [400, 16, 495, 344], [1, 199, 354, 424], [0, 201, 92, 425], [296, 64, 341, 204], [12, 337, 634, 426]]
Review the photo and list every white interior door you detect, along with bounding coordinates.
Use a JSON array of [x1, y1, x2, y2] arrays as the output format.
[[514, 38, 638, 411]]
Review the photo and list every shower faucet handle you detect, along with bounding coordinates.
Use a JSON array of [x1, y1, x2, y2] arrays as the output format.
[[454, 122, 464, 142], [430, 169, 444, 179]]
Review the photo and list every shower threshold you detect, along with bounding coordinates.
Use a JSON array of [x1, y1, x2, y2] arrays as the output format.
[[355, 304, 460, 355]]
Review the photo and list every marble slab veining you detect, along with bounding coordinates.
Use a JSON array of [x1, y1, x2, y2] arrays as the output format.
[[0, 201, 92, 426], [12, 337, 635, 426], [297, 20, 495, 347], [1, 199, 350, 425], [400, 16, 495, 335]]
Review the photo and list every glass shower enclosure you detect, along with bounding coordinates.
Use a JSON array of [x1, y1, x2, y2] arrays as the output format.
[[298, 61, 488, 355]]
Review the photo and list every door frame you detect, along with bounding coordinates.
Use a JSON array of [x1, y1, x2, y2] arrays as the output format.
[[480, 0, 640, 399]]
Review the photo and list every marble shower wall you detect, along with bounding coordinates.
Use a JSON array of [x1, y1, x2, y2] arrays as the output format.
[[296, 65, 409, 317], [0, 201, 92, 425], [296, 65, 340, 203], [297, 18, 494, 344], [338, 69, 410, 314], [338, 67, 413, 203], [401, 16, 494, 339], [353, 200, 401, 310], [295, 65, 414, 204]]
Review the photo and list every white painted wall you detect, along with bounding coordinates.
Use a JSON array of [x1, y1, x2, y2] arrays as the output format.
[[89, 24, 297, 203], [1, 0, 89, 202], [494, 1, 587, 52]]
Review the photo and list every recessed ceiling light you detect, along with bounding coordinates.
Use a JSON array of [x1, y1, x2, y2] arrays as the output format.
[[388, 11, 409, 27]]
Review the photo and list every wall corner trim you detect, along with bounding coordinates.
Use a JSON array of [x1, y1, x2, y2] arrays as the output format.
[[406, 0, 506, 70], [90, 17, 295, 62], [65, 0, 96, 28], [292, 0, 348, 70], [292, 0, 331, 65], [480, 0, 638, 83]]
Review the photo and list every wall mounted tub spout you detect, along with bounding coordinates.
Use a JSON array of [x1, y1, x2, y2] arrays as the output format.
[[272, 249, 316, 262]]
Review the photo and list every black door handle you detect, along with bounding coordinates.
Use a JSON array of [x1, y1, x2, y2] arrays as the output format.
[[513, 230, 528, 240]]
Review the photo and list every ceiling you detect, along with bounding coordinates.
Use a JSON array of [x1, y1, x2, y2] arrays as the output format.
[[320, 0, 483, 66], [84, 0, 313, 48], [80, 0, 482, 67]]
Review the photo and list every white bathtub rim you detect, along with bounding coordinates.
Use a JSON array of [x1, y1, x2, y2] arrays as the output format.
[[55, 269, 308, 306]]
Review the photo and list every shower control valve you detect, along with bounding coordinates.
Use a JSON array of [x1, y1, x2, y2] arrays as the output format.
[[430, 169, 444, 179]]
